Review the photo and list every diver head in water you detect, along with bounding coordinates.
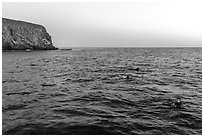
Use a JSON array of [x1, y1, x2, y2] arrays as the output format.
[[173, 97, 183, 108]]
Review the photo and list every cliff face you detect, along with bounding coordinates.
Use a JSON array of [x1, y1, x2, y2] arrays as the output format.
[[2, 18, 58, 51]]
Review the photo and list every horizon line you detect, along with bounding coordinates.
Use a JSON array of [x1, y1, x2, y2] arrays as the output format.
[[58, 46, 202, 49]]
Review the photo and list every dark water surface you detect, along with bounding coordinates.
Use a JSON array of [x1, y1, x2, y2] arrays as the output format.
[[2, 47, 202, 135]]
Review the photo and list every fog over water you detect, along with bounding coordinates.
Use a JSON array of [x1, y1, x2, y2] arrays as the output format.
[[2, 1, 201, 47]]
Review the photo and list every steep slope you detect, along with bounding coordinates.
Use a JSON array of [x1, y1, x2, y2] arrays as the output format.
[[2, 18, 58, 51]]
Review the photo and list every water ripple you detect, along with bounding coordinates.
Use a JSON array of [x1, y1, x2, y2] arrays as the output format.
[[2, 48, 202, 135]]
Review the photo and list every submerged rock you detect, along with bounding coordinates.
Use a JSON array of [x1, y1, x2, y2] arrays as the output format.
[[2, 18, 58, 51]]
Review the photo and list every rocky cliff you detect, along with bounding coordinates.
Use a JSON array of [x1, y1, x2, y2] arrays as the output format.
[[2, 18, 58, 51]]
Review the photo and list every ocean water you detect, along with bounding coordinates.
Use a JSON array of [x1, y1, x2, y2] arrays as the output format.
[[2, 47, 202, 135]]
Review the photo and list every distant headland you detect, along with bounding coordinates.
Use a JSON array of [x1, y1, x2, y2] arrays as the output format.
[[2, 18, 58, 51]]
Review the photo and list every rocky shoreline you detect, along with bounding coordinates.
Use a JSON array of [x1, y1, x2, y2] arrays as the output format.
[[2, 18, 58, 51]]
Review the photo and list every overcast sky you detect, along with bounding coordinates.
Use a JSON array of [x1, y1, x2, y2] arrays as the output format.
[[2, 1, 202, 47]]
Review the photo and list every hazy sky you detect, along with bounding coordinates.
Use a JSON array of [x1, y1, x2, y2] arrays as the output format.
[[2, 1, 202, 47]]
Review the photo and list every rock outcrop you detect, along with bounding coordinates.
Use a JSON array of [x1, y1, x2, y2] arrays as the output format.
[[2, 18, 58, 51]]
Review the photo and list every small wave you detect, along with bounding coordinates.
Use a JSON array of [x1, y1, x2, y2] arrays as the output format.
[[3, 79, 19, 83], [3, 104, 27, 112], [29, 63, 39, 66], [41, 83, 56, 87], [72, 78, 95, 83], [6, 91, 33, 95], [3, 123, 122, 135]]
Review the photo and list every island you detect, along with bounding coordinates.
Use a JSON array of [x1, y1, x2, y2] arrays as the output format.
[[2, 18, 58, 51]]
